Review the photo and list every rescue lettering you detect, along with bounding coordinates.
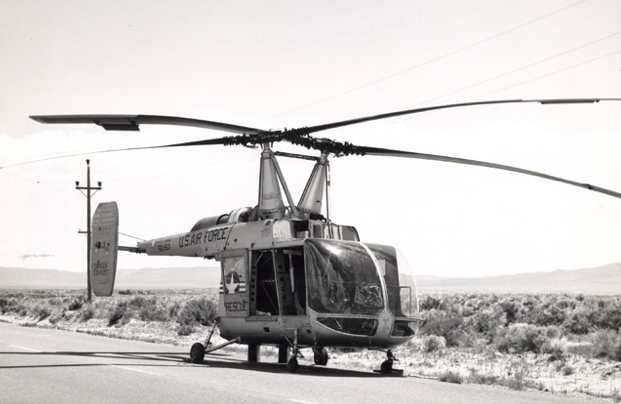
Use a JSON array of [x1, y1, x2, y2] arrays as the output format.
[[224, 300, 248, 312]]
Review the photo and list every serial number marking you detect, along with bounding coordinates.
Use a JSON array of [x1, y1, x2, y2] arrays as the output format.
[[157, 244, 170, 252], [93, 261, 109, 276]]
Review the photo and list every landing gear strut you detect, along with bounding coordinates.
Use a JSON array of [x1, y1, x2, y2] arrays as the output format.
[[248, 343, 260, 363], [285, 328, 302, 373], [187, 323, 240, 364], [278, 343, 289, 364]]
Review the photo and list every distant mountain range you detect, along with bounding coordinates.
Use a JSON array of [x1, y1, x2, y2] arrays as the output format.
[[415, 263, 621, 294], [1, 263, 620, 294], [0, 266, 222, 291]]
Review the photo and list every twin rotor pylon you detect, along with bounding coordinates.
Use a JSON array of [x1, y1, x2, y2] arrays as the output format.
[[257, 145, 330, 223]]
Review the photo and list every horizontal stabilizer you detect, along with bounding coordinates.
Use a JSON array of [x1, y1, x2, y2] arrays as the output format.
[[119, 245, 146, 254]]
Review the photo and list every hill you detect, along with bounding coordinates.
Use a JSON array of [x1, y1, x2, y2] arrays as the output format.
[[1, 263, 619, 294], [0, 266, 221, 290], [415, 263, 621, 294]]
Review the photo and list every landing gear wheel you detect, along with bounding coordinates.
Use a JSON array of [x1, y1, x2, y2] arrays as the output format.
[[286, 357, 299, 373], [313, 348, 329, 366], [190, 343, 205, 364], [378, 349, 399, 374], [380, 359, 393, 374]]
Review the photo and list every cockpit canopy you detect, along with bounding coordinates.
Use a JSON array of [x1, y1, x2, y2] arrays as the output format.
[[304, 239, 419, 319], [305, 239, 384, 315]]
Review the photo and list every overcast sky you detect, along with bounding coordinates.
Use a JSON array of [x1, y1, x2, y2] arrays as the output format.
[[1, 0, 620, 278]]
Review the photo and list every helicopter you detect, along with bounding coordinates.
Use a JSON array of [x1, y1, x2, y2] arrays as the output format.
[[29, 97, 621, 373]]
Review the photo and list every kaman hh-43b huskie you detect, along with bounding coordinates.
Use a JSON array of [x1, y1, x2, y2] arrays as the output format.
[[30, 98, 621, 373]]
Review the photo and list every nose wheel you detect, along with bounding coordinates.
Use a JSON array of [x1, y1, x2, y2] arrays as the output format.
[[377, 349, 403, 374]]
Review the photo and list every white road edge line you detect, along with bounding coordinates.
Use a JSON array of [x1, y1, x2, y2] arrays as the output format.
[[9, 345, 42, 352], [288, 399, 319, 404], [110, 365, 162, 376]]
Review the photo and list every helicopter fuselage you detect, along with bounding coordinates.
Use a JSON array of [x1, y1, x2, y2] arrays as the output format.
[[133, 212, 421, 351]]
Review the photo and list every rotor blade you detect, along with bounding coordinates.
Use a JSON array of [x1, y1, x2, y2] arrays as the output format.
[[30, 114, 263, 134], [296, 98, 621, 136], [0, 136, 234, 169], [356, 145, 621, 200]]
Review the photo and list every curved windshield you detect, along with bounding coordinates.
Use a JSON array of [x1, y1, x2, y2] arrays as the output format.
[[366, 243, 419, 319], [305, 239, 384, 315]]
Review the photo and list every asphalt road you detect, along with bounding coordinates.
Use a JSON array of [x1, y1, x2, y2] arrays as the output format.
[[0, 322, 604, 404]]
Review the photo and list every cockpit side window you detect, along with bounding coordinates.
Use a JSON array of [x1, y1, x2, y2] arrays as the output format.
[[366, 243, 419, 319], [366, 244, 403, 316]]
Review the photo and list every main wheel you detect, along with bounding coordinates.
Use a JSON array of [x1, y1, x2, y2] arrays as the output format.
[[286, 357, 299, 373], [190, 343, 205, 364], [313, 348, 329, 366]]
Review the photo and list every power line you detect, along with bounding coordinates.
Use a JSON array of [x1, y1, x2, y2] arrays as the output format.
[[475, 49, 621, 101], [119, 232, 145, 242], [388, 48, 621, 127], [267, 0, 589, 120], [413, 31, 621, 108]]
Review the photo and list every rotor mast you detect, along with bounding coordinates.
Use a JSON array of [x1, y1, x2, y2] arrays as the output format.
[[295, 150, 334, 238], [258, 144, 299, 220], [257, 146, 334, 229], [297, 151, 329, 218]]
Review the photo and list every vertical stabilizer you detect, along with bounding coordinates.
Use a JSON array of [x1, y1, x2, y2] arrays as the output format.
[[90, 202, 119, 296]]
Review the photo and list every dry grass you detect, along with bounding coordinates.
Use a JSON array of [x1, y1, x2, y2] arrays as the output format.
[[1, 288, 620, 400]]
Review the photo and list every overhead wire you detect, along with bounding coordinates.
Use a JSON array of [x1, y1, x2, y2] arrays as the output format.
[[412, 32, 621, 108], [473, 49, 621, 101], [267, 0, 590, 120], [119, 232, 146, 242]]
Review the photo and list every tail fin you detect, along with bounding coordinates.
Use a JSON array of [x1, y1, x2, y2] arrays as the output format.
[[90, 202, 119, 296]]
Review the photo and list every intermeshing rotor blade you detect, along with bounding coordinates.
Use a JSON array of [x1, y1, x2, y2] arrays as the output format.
[[296, 98, 621, 136], [356, 145, 621, 200], [31, 99, 621, 138], [29, 114, 263, 134], [0, 137, 234, 169]]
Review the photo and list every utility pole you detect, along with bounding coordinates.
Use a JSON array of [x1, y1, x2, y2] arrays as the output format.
[[76, 159, 102, 302]]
